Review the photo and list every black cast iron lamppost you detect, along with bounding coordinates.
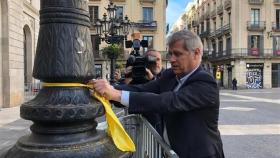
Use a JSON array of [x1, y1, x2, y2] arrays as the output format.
[[93, 1, 131, 83], [0, 0, 130, 157], [94, 1, 131, 44]]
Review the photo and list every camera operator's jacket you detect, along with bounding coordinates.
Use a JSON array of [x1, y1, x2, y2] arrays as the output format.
[[116, 66, 224, 158]]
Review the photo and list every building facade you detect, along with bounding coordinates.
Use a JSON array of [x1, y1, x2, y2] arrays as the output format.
[[178, 0, 280, 89], [0, 0, 40, 108], [88, 0, 168, 79]]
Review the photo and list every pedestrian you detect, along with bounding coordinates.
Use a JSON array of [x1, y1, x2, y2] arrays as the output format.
[[92, 30, 224, 158], [232, 78, 237, 90]]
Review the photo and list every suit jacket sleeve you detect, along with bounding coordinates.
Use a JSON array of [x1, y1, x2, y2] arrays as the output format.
[[128, 72, 219, 114]]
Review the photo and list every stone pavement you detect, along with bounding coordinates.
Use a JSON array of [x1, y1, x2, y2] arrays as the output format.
[[0, 106, 31, 153], [0, 105, 123, 153]]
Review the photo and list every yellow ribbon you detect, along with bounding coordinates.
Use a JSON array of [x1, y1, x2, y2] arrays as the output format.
[[43, 83, 135, 152]]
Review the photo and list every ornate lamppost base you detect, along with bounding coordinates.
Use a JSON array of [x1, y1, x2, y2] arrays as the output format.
[[1, 131, 130, 158]]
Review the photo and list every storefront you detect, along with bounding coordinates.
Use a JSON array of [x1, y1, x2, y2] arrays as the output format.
[[272, 63, 280, 88], [246, 63, 264, 89]]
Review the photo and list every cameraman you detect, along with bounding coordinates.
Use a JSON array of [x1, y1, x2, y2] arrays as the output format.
[[114, 49, 164, 84], [114, 49, 164, 136], [145, 49, 164, 80]]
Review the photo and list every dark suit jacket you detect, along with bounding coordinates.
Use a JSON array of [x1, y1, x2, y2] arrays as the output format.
[[117, 67, 224, 158]]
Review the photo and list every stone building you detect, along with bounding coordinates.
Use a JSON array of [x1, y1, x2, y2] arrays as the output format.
[[0, 0, 168, 108], [0, 0, 40, 108], [173, 0, 280, 89], [88, 0, 168, 79]]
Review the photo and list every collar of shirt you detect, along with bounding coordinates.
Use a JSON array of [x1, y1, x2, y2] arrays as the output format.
[[175, 66, 200, 85]]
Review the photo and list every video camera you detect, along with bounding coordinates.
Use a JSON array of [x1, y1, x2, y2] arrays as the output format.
[[125, 39, 157, 84]]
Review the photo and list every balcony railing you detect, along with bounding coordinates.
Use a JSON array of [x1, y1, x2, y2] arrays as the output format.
[[206, 48, 280, 61], [211, 9, 216, 18], [247, 21, 266, 31], [199, 30, 210, 38], [139, 0, 156, 3], [209, 30, 216, 38], [248, 0, 264, 5], [222, 23, 231, 34], [215, 28, 223, 37], [272, 22, 280, 32], [224, 0, 232, 10], [111, 0, 126, 2], [134, 20, 157, 31], [217, 5, 223, 15], [274, 0, 280, 5]]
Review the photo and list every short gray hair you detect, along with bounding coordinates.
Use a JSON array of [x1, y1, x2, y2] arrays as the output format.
[[167, 30, 203, 52]]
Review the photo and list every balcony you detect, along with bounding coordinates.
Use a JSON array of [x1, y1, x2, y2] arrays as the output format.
[[207, 49, 280, 61], [217, 5, 223, 15], [199, 30, 210, 39], [209, 30, 216, 38], [139, 0, 156, 4], [134, 20, 157, 31], [222, 24, 231, 34], [111, 0, 126, 2], [274, 0, 280, 5], [272, 22, 280, 32], [224, 0, 232, 10], [247, 21, 266, 31], [248, 0, 264, 5], [211, 9, 216, 18], [215, 28, 223, 37]]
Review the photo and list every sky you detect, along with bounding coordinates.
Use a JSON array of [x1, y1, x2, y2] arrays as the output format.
[[166, 0, 192, 29]]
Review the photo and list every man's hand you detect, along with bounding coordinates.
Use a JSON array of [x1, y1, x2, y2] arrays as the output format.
[[146, 68, 154, 80], [91, 79, 122, 102], [114, 70, 121, 81]]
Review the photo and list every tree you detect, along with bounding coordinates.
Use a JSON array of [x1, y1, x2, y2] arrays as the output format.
[[101, 44, 123, 59]]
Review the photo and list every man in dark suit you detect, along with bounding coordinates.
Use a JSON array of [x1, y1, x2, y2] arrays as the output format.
[[93, 30, 224, 158]]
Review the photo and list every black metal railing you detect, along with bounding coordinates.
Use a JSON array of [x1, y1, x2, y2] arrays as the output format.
[[134, 20, 157, 30], [272, 22, 280, 31], [247, 21, 266, 31], [206, 48, 280, 60], [139, 0, 156, 3], [274, 0, 280, 4], [215, 28, 223, 37], [248, 0, 264, 5], [222, 23, 231, 34], [199, 30, 210, 38]]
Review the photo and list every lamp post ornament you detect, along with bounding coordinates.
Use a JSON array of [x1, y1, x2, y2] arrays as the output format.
[[93, 1, 131, 83]]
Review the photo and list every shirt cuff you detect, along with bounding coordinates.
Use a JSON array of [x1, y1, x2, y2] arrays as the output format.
[[120, 90, 130, 107]]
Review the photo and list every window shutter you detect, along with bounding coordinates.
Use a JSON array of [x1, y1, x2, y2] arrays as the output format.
[[248, 35, 251, 55], [260, 35, 264, 56]]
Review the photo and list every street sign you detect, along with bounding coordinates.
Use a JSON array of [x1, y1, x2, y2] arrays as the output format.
[[216, 71, 221, 79]]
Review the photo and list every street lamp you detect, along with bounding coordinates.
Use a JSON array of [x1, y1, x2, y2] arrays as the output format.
[[93, 1, 131, 83]]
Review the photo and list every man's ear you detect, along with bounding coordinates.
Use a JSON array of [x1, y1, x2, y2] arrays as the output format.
[[193, 48, 201, 57]]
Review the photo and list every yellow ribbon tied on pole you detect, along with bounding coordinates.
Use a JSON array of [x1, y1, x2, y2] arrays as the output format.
[[43, 83, 135, 152]]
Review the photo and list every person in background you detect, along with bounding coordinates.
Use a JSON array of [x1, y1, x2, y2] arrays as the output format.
[[92, 30, 224, 157], [232, 78, 237, 90], [114, 49, 165, 136]]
